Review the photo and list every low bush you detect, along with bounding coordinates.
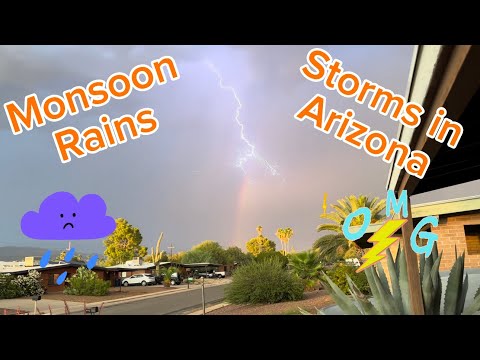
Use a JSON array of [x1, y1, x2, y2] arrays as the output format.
[[64, 266, 110, 296], [0, 274, 23, 299], [13, 270, 45, 297], [255, 251, 289, 268], [225, 258, 304, 304], [324, 263, 370, 295]]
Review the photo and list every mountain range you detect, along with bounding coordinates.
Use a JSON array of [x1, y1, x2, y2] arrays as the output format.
[[0, 246, 63, 261]]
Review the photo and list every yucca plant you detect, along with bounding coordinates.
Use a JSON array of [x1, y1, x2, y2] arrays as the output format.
[[306, 242, 480, 315], [151, 232, 165, 276]]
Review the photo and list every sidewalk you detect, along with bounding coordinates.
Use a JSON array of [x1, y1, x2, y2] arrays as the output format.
[[0, 279, 230, 315], [188, 302, 230, 315], [0, 298, 83, 315]]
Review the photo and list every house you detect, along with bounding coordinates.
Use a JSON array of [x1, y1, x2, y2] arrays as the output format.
[[105, 258, 186, 284], [0, 257, 112, 293], [351, 195, 480, 271], [0, 254, 229, 293]]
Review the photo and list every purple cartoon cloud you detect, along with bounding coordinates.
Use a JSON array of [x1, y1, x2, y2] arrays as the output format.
[[21, 191, 116, 240]]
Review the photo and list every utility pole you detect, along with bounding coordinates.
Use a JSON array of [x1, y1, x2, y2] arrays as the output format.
[[168, 244, 175, 259]]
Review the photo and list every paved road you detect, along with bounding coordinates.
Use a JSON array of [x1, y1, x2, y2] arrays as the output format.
[[97, 284, 227, 315]]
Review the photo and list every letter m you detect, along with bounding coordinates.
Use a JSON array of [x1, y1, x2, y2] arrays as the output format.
[[386, 189, 408, 218], [3, 94, 45, 135]]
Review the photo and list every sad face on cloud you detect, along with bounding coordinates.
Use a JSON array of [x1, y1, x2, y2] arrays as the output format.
[[21, 191, 116, 240]]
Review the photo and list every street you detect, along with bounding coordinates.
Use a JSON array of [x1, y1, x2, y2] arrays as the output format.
[[93, 284, 227, 315]]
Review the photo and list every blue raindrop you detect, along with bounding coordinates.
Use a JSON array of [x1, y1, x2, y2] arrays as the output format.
[[87, 254, 98, 270], [40, 250, 51, 268], [65, 247, 76, 262], [57, 271, 68, 285]]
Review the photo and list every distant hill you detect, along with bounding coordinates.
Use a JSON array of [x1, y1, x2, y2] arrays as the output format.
[[0, 246, 62, 261]]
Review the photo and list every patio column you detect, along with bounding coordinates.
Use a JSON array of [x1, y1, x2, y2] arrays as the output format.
[[401, 196, 424, 315]]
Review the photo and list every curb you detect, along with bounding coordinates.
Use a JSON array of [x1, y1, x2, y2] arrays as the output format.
[[188, 302, 230, 315], [47, 281, 230, 315]]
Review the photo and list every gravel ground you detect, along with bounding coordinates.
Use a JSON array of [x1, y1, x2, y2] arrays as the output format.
[[207, 290, 334, 315]]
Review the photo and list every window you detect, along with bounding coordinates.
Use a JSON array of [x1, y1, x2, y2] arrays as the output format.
[[48, 273, 59, 285], [465, 225, 480, 255]]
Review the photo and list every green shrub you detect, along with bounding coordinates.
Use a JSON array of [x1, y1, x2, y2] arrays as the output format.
[[0, 273, 24, 299], [64, 266, 110, 296], [225, 258, 304, 304], [13, 270, 45, 296], [325, 263, 370, 295], [255, 251, 289, 268]]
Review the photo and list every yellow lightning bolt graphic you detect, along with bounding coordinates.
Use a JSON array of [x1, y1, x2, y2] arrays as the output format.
[[356, 219, 407, 273]]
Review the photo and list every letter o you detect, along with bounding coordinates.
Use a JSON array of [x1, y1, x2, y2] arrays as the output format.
[[43, 95, 67, 121], [365, 131, 388, 156], [108, 73, 131, 98], [337, 71, 361, 96], [342, 207, 372, 241], [130, 65, 155, 91]]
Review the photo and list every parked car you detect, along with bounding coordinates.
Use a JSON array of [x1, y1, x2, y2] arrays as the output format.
[[194, 271, 213, 278], [154, 272, 183, 286], [213, 271, 226, 278], [194, 270, 225, 278], [122, 274, 156, 287]]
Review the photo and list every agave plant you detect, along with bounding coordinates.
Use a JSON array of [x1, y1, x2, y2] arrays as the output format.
[[306, 242, 480, 315]]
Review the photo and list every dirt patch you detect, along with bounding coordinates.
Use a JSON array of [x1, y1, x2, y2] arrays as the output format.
[[207, 290, 334, 315], [41, 285, 177, 304]]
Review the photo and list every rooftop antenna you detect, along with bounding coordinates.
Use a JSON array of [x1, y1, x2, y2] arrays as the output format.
[[168, 244, 175, 259]]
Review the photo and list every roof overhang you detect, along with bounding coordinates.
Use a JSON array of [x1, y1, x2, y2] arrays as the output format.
[[386, 45, 480, 195], [182, 263, 222, 268]]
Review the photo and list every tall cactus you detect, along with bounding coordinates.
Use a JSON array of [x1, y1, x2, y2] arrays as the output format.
[[151, 232, 164, 276]]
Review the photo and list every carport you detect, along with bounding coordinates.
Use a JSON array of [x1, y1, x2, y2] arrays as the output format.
[[182, 262, 222, 277], [387, 45, 480, 314]]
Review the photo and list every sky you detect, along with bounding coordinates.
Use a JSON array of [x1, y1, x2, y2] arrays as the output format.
[[1, 45, 479, 256]]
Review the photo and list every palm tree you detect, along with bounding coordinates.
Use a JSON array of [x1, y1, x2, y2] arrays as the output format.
[[275, 228, 285, 255], [313, 234, 359, 262], [288, 251, 323, 280], [256, 225, 263, 236], [284, 227, 293, 254], [317, 194, 386, 233], [315, 195, 386, 261], [275, 227, 294, 255]]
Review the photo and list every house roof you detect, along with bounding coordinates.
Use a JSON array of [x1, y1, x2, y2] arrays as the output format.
[[0, 260, 110, 275], [182, 262, 222, 268], [106, 262, 155, 271]]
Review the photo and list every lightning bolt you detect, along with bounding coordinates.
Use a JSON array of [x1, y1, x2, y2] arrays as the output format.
[[356, 219, 407, 273], [204, 60, 281, 178]]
